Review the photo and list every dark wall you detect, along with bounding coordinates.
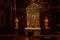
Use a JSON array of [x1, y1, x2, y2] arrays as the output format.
[[51, 8, 60, 32]]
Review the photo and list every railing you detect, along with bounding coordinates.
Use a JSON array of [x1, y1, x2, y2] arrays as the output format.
[[0, 35, 60, 40], [0, 35, 16, 40], [16, 35, 60, 40]]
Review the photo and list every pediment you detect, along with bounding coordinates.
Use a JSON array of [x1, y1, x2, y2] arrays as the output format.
[[26, 3, 41, 10]]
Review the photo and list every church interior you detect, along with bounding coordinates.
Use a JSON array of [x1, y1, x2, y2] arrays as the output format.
[[0, 0, 60, 40]]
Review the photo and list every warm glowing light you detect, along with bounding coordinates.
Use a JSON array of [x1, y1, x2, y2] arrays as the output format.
[[15, 17, 19, 29]]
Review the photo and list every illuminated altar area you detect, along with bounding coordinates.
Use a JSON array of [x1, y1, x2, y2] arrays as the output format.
[[25, 0, 41, 36]]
